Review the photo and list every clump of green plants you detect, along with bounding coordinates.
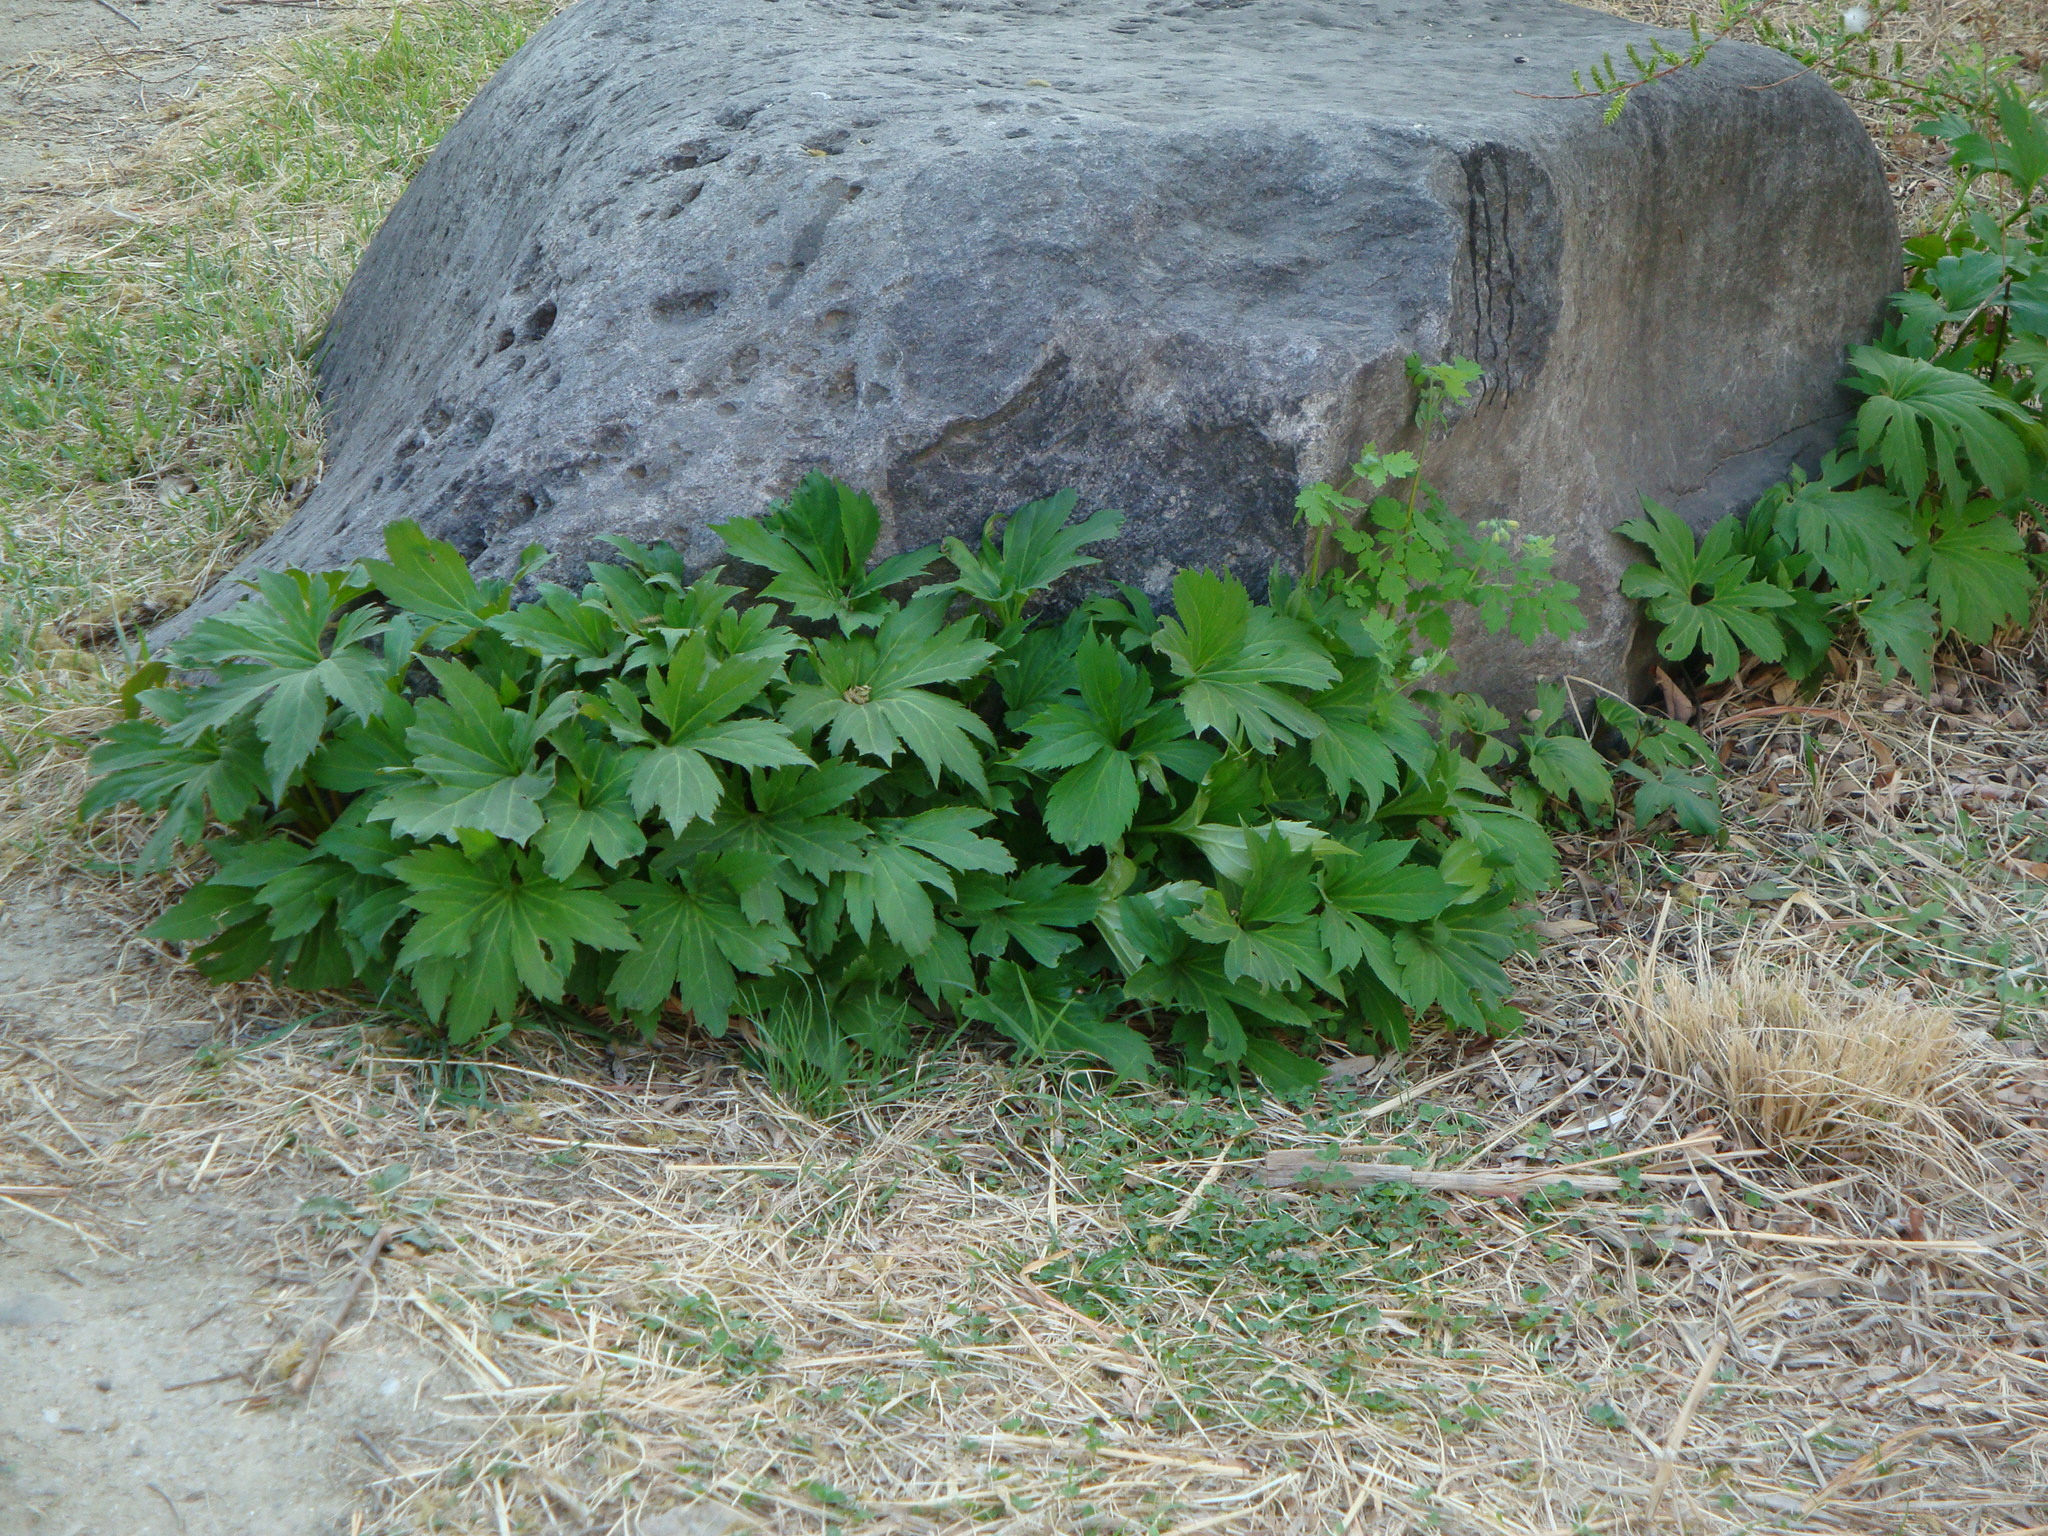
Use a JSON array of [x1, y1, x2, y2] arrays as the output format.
[[1625, 87, 2048, 693], [1300, 358, 1722, 836], [87, 358, 1612, 1085]]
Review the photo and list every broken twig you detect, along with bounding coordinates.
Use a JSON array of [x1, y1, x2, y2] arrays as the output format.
[[1260, 1151, 1625, 1197], [286, 1222, 396, 1398]]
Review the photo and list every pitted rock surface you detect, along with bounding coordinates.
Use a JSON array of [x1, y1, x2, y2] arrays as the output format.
[[167, 0, 1896, 699]]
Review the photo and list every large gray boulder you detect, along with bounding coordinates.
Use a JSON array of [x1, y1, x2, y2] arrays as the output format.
[[170, 0, 1896, 701]]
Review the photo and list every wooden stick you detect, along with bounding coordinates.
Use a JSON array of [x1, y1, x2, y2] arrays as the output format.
[[1163, 1142, 1233, 1226], [162, 1370, 246, 1392], [1679, 1227, 2005, 1253], [1645, 1334, 1729, 1522], [287, 1223, 395, 1397], [1540, 1130, 1722, 1175], [1259, 1151, 1625, 1197]]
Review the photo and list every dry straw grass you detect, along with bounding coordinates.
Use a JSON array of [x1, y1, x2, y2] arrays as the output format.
[[0, 0, 562, 875], [10, 635, 2048, 1532], [1617, 955, 1971, 1154]]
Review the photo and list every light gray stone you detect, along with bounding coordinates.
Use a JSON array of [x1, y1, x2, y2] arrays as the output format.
[[165, 0, 1896, 700], [0, 1291, 65, 1328]]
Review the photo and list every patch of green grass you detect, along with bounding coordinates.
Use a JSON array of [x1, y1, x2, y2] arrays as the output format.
[[0, 0, 559, 692], [949, 1079, 1672, 1432]]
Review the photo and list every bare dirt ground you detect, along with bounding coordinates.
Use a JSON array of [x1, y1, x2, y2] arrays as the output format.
[[0, 0, 328, 199], [0, 886, 461, 1536], [0, 13, 464, 1532]]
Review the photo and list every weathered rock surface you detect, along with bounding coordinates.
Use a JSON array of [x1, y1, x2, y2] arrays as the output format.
[[168, 0, 1896, 700]]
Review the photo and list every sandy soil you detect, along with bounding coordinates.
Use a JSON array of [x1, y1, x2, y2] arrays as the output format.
[[0, 888, 458, 1536], [0, 0, 331, 199]]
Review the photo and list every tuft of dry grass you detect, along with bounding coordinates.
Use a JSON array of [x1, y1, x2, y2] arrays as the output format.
[[1615, 953, 1972, 1153]]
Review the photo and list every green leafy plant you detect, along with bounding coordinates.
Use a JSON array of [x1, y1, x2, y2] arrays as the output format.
[[1624, 89, 2048, 694], [1294, 357, 1714, 835], [90, 381, 1598, 1085]]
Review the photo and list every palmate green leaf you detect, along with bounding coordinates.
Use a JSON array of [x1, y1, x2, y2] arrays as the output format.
[[146, 872, 263, 944], [587, 565, 804, 677], [1176, 829, 1329, 991], [535, 723, 647, 878], [1238, 1035, 1326, 1092], [355, 518, 542, 630], [1014, 634, 1211, 850], [584, 557, 716, 632], [1856, 588, 1938, 691], [1618, 762, 1721, 836], [1039, 749, 1141, 852], [945, 864, 1096, 965], [1153, 570, 1338, 751], [1117, 888, 1315, 1066], [1448, 805, 1560, 897], [486, 580, 628, 670], [1779, 475, 1915, 596], [1182, 820, 1340, 884], [2007, 270, 2048, 347], [1386, 899, 1521, 1030], [621, 635, 810, 833], [962, 960, 1154, 1079], [1619, 501, 1792, 682], [1925, 85, 2048, 200], [370, 658, 576, 845], [939, 491, 1126, 619], [88, 463, 1565, 1079], [1524, 734, 1613, 811], [1179, 892, 1329, 993], [1773, 585, 1841, 682], [1306, 658, 1433, 809], [191, 827, 412, 983], [1923, 504, 2034, 643], [84, 711, 268, 869], [169, 567, 394, 798], [720, 762, 879, 882], [711, 473, 938, 632], [610, 860, 796, 1029], [840, 807, 1014, 955], [782, 594, 998, 794], [992, 613, 1085, 727], [150, 860, 377, 994], [1846, 348, 2043, 502], [308, 696, 415, 792], [1316, 841, 1456, 989], [393, 845, 635, 1043], [152, 846, 368, 993], [1318, 839, 1459, 923]]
